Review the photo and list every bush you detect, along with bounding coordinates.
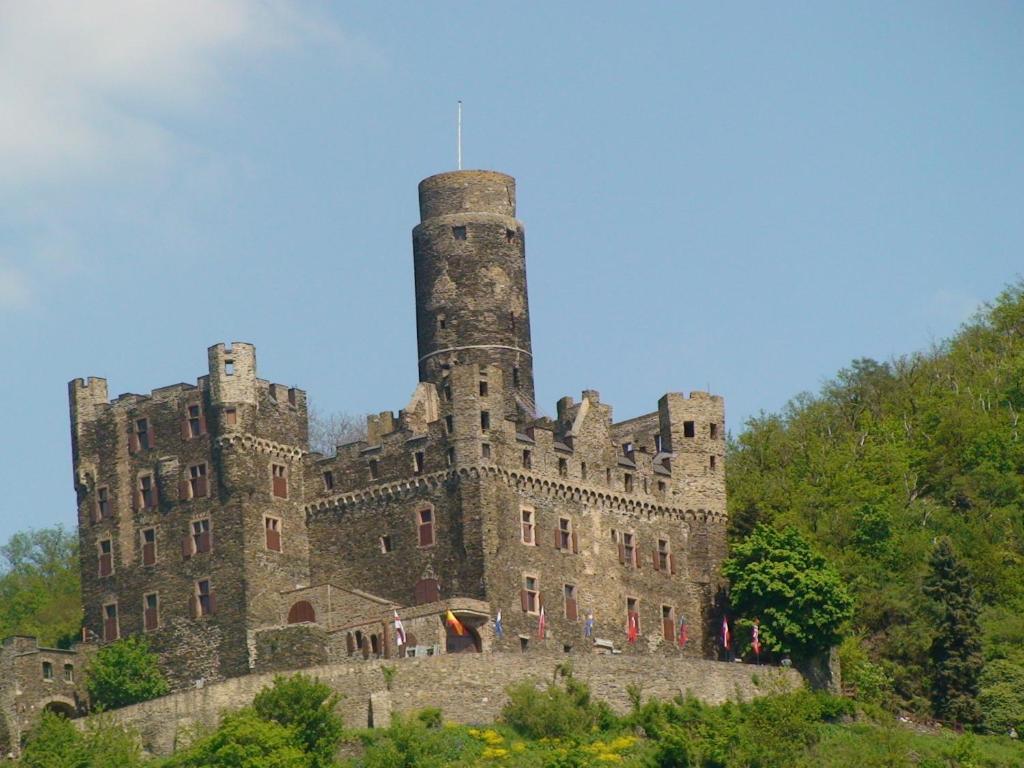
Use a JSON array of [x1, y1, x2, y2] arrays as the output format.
[[164, 709, 310, 768], [978, 659, 1024, 736], [839, 636, 895, 707], [84, 636, 169, 710], [252, 674, 343, 767], [501, 675, 615, 740], [19, 710, 142, 768]]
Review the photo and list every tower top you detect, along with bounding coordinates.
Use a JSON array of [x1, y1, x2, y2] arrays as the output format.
[[418, 170, 516, 221]]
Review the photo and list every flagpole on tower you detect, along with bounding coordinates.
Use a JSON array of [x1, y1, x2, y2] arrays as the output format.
[[457, 101, 463, 170]]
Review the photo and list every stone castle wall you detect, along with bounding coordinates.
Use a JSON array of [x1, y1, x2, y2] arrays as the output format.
[[101, 653, 801, 758]]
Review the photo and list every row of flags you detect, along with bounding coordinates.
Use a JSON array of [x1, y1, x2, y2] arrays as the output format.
[[391, 608, 758, 654]]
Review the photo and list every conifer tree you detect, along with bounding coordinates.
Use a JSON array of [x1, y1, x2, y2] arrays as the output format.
[[923, 537, 984, 726]]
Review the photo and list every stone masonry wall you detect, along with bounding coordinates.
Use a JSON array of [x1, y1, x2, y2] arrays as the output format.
[[100, 653, 802, 757]]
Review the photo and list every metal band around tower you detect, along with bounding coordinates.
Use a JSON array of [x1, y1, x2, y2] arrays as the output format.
[[418, 345, 533, 364]]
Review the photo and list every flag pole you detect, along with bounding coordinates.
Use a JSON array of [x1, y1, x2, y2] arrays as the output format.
[[457, 101, 463, 170]]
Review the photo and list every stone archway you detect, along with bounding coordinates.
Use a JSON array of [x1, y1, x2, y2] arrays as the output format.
[[287, 600, 316, 624], [444, 617, 482, 654], [42, 697, 77, 719]]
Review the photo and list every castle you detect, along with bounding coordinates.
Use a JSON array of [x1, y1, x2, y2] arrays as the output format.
[[2, 170, 728, 750]]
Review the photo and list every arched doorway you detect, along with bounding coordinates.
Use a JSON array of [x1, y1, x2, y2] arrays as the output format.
[[42, 699, 76, 719], [414, 578, 440, 605], [444, 616, 482, 653], [287, 601, 316, 624]]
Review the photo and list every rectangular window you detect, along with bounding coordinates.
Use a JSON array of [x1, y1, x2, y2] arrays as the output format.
[[622, 442, 634, 457], [445, 415, 453, 434], [369, 459, 380, 479], [185, 519, 211, 557], [322, 471, 334, 491], [144, 593, 159, 631], [265, 517, 282, 552], [417, 508, 434, 547], [558, 457, 568, 477], [656, 538, 670, 571], [564, 584, 578, 621], [139, 475, 157, 509], [581, 462, 587, 480], [446, 447, 455, 466], [657, 481, 666, 493], [662, 605, 675, 642], [654, 433, 663, 453], [624, 473, 634, 492], [709, 455, 717, 471], [521, 508, 535, 545], [224, 407, 237, 426], [42, 661, 53, 681], [189, 463, 208, 499], [135, 417, 151, 451], [683, 421, 695, 438], [481, 442, 492, 459], [224, 360, 235, 375], [710, 422, 718, 439], [194, 579, 214, 617], [187, 404, 205, 438], [480, 411, 490, 430], [271, 464, 288, 498], [63, 664, 74, 682], [623, 532, 636, 568], [103, 603, 119, 642], [98, 538, 113, 577], [522, 449, 532, 470], [452, 225, 467, 240], [379, 535, 393, 553], [521, 575, 539, 614], [479, 380, 488, 397], [141, 528, 156, 566], [443, 383, 452, 402], [513, 367, 520, 387], [413, 451, 425, 475], [96, 486, 110, 520], [556, 517, 576, 552], [627, 597, 640, 636]]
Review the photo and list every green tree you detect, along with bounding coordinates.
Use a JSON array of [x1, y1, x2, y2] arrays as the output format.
[[18, 710, 142, 768], [924, 537, 984, 727], [501, 673, 614, 740], [252, 675, 343, 768], [164, 709, 310, 768], [85, 635, 170, 710], [722, 525, 854, 659], [0, 527, 81, 647]]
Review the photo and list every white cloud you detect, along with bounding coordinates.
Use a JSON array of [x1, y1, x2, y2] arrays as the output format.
[[0, 0, 342, 187]]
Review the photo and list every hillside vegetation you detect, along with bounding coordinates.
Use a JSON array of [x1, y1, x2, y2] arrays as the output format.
[[728, 281, 1024, 721]]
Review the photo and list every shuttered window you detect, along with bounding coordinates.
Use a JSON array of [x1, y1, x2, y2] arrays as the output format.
[[564, 584, 578, 621], [265, 517, 282, 552], [271, 464, 288, 498], [103, 603, 119, 642], [144, 593, 159, 631], [141, 528, 156, 566], [98, 539, 113, 577]]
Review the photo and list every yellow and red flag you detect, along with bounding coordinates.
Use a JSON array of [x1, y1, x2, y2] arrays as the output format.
[[445, 609, 467, 636]]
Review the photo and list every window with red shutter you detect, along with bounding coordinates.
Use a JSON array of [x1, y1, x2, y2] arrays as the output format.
[[187, 404, 205, 437], [189, 464, 208, 498], [98, 539, 113, 577], [144, 593, 159, 631], [271, 464, 288, 498], [564, 584, 578, 621], [140, 475, 157, 509], [662, 606, 675, 642], [265, 517, 282, 552], [623, 532, 635, 568], [417, 508, 434, 547], [657, 539, 670, 571], [192, 519, 211, 554], [557, 518, 572, 551], [413, 578, 439, 605], [520, 508, 535, 545], [103, 603, 119, 641], [287, 601, 316, 624], [142, 528, 156, 566], [522, 575, 539, 614], [196, 579, 214, 616]]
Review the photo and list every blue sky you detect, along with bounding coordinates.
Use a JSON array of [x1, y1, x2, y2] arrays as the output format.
[[0, 2, 1021, 545]]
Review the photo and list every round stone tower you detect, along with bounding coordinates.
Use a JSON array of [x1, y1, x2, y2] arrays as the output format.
[[413, 170, 535, 420]]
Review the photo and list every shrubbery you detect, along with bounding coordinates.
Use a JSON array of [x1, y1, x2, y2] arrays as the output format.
[[19, 710, 142, 768], [501, 666, 615, 739], [84, 635, 169, 710]]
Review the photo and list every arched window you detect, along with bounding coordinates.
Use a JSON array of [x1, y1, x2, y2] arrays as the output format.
[[287, 601, 316, 624], [414, 578, 440, 605]]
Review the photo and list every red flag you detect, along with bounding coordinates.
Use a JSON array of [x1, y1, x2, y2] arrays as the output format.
[[627, 612, 638, 644], [678, 619, 688, 649], [721, 616, 731, 650], [752, 619, 761, 655]]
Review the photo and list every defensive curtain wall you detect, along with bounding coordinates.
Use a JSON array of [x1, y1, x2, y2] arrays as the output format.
[[96, 653, 802, 757]]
